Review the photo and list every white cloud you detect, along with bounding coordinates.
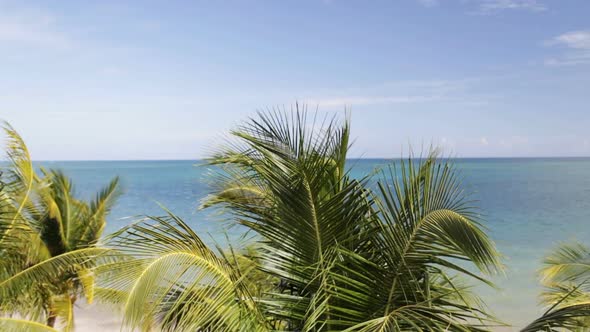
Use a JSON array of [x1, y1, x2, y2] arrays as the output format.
[[301, 78, 495, 108], [303, 95, 438, 107], [544, 54, 590, 66], [551, 30, 590, 49], [0, 5, 69, 47], [545, 30, 590, 66], [415, 0, 439, 8], [480, 137, 489, 145], [478, 0, 547, 13], [415, 0, 548, 15]]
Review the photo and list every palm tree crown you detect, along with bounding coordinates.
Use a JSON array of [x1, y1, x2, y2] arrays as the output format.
[[98, 107, 503, 331], [0, 123, 120, 329]]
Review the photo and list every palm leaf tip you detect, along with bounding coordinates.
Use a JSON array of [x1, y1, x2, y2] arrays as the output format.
[[0, 318, 60, 332]]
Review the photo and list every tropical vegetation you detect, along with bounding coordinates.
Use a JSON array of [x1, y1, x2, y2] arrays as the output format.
[[521, 243, 590, 332], [0, 123, 120, 330], [0, 110, 589, 331]]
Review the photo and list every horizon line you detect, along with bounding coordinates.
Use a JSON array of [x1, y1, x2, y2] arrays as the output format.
[[22, 156, 590, 162]]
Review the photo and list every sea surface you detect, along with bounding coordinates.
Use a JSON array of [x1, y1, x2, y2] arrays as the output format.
[[32, 158, 590, 329]]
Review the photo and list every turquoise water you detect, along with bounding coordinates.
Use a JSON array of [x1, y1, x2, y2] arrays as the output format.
[[35, 158, 590, 329]]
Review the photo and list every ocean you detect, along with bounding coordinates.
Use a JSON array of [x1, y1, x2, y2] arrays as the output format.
[[33, 158, 590, 329]]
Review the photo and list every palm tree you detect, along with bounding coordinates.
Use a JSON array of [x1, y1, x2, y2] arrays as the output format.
[[521, 243, 590, 331], [101, 107, 502, 331], [0, 123, 120, 329]]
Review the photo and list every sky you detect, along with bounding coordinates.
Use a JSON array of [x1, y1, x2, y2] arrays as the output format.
[[1, 0, 590, 160]]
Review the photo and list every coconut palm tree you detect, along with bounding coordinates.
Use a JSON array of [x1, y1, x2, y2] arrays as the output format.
[[204, 108, 503, 331], [0, 123, 120, 330], [521, 243, 590, 331], [100, 107, 502, 331]]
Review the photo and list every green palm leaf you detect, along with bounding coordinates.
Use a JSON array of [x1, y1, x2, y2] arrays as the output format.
[[0, 248, 112, 302], [0, 318, 59, 332], [99, 210, 270, 332], [0, 121, 38, 254], [522, 243, 590, 331]]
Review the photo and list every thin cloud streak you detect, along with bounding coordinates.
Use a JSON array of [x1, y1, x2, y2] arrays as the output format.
[[545, 30, 590, 66], [304, 95, 439, 107], [415, 0, 547, 14], [0, 4, 70, 48], [302, 77, 497, 108], [479, 0, 547, 13], [415, 0, 439, 8], [550, 30, 590, 49]]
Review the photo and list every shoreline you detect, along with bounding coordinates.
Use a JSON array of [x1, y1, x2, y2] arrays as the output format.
[[72, 304, 524, 332]]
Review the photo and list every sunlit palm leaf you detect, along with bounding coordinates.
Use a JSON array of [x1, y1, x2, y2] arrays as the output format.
[[522, 243, 590, 331], [0, 122, 39, 254], [541, 243, 590, 286], [73, 175, 120, 249], [0, 248, 112, 302], [521, 299, 590, 332], [100, 211, 269, 332], [0, 318, 59, 332]]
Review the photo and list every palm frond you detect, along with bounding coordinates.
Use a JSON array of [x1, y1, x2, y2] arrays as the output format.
[[541, 243, 590, 286], [100, 210, 269, 332], [310, 155, 502, 331], [521, 299, 590, 331], [73, 176, 120, 249], [0, 248, 112, 304], [522, 243, 590, 331], [0, 318, 59, 332], [0, 121, 37, 249]]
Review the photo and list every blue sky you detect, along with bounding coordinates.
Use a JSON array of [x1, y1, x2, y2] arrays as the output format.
[[1, 0, 590, 160]]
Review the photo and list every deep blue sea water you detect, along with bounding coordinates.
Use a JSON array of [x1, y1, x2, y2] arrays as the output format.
[[32, 158, 590, 328]]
